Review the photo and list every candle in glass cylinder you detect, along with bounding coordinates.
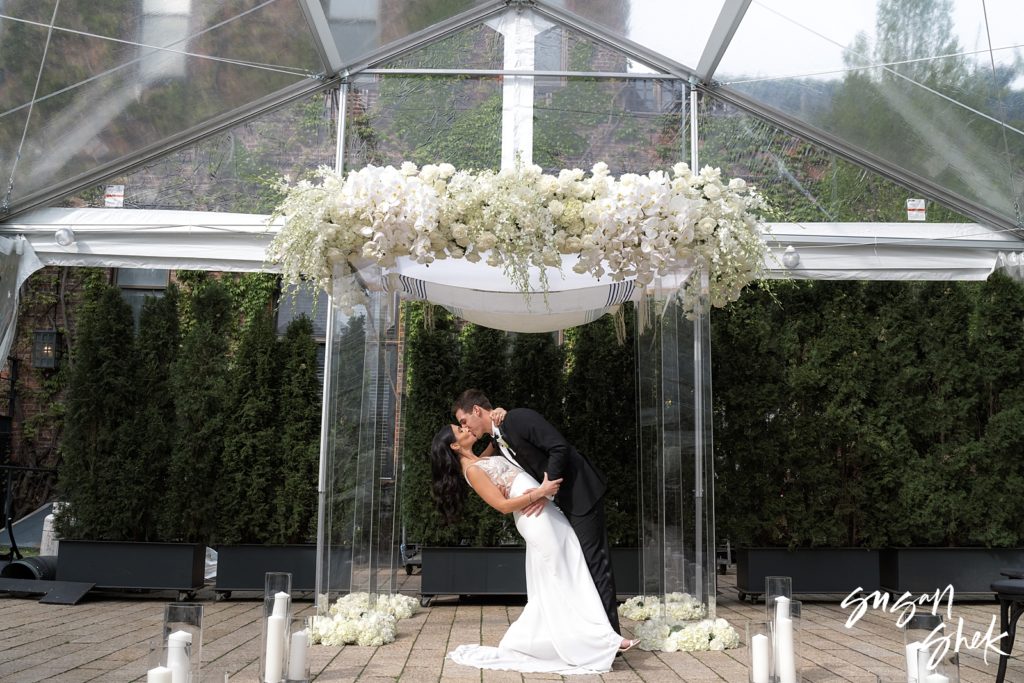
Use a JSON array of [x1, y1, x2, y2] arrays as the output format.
[[166, 630, 192, 683], [924, 674, 949, 683], [750, 633, 770, 683], [272, 591, 290, 618], [264, 615, 286, 683], [287, 628, 308, 681], [775, 616, 797, 683], [905, 642, 923, 683], [147, 666, 172, 683]]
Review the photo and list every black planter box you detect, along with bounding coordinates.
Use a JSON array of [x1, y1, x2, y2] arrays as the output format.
[[880, 547, 1024, 596], [56, 540, 205, 594], [736, 547, 880, 601], [214, 544, 352, 595], [420, 546, 640, 599]]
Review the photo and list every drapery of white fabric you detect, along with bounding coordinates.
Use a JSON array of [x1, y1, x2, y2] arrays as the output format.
[[3, 208, 1024, 333], [0, 236, 44, 365]]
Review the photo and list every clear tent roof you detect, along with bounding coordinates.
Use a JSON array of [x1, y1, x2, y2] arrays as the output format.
[[0, 0, 1021, 234]]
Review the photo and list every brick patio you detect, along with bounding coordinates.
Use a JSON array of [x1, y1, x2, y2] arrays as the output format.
[[0, 570, 1018, 682]]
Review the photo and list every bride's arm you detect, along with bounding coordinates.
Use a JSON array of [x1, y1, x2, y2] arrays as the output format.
[[466, 467, 560, 514]]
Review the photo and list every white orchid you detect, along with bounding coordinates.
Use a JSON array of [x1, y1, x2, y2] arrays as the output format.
[[269, 162, 767, 316]]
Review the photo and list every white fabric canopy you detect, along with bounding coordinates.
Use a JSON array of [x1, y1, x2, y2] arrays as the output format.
[[2, 209, 1023, 333]]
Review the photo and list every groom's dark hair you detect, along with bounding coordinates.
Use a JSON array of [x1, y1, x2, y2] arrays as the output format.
[[453, 388, 492, 414]]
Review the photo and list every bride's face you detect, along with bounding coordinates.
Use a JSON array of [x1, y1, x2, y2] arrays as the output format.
[[450, 424, 476, 452]]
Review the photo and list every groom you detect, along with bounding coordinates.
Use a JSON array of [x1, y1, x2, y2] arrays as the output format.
[[453, 388, 620, 633]]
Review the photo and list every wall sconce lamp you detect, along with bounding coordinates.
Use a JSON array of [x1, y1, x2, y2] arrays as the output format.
[[32, 330, 61, 369]]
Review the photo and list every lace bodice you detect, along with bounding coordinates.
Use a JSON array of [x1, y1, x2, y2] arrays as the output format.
[[465, 456, 521, 489]]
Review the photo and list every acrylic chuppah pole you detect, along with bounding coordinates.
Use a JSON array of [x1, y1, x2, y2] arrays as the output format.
[[635, 264, 717, 622], [315, 263, 404, 608]]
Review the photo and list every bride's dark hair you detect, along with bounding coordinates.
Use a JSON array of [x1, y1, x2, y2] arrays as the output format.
[[429, 425, 468, 524]]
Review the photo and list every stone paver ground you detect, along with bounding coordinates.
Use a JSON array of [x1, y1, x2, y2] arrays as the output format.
[[0, 570, 1018, 682]]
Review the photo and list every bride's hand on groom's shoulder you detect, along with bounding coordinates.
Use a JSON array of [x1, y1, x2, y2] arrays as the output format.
[[492, 407, 507, 425]]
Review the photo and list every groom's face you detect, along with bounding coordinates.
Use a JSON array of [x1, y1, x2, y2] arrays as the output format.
[[455, 405, 488, 439]]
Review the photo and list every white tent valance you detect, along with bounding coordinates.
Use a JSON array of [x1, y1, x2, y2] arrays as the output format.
[[2, 208, 1023, 332], [2, 208, 1024, 331]]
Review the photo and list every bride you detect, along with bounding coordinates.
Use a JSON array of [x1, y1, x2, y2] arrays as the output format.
[[428, 422, 639, 675]]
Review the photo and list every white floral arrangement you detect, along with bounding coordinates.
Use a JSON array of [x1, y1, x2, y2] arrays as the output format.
[[618, 591, 708, 622], [635, 617, 741, 652], [308, 592, 419, 646], [619, 593, 740, 653], [268, 161, 768, 316]]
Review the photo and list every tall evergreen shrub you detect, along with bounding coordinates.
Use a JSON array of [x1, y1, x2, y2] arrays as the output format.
[[564, 310, 637, 546], [161, 281, 233, 543], [506, 332, 564, 425], [55, 285, 139, 540], [400, 304, 467, 545], [274, 315, 322, 544], [217, 305, 282, 544], [128, 285, 181, 541]]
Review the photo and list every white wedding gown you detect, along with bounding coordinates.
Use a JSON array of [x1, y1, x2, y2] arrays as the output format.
[[448, 456, 622, 675]]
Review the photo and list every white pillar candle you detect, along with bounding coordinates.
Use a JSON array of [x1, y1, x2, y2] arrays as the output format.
[[166, 630, 192, 683], [272, 591, 291, 618], [905, 641, 922, 683], [775, 616, 797, 683], [774, 595, 791, 620], [264, 615, 286, 683], [147, 666, 173, 683], [772, 596, 790, 677], [924, 674, 949, 683], [750, 632, 771, 683], [286, 629, 308, 681]]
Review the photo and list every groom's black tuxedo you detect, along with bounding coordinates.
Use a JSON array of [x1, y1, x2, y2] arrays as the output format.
[[497, 408, 620, 633]]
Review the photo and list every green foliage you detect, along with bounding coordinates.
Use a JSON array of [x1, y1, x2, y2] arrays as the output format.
[[217, 304, 282, 545], [507, 332, 564, 425], [325, 314, 367, 549], [400, 303, 466, 545], [274, 315, 322, 544], [161, 281, 234, 543], [712, 275, 1024, 549], [55, 286, 140, 540], [127, 285, 181, 541], [564, 310, 638, 546]]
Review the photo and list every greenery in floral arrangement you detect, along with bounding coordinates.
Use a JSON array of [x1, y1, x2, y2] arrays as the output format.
[[268, 161, 768, 317], [161, 281, 234, 543], [217, 305, 282, 545], [274, 315, 322, 544], [55, 286, 139, 541]]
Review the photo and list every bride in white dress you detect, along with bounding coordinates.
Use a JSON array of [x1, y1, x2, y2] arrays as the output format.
[[428, 423, 637, 675]]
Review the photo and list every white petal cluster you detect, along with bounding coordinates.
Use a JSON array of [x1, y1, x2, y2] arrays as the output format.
[[269, 161, 768, 315], [306, 592, 418, 647], [619, 592, 739, 653], [617, 591, 707, 622], [633, 617, 740, 653]]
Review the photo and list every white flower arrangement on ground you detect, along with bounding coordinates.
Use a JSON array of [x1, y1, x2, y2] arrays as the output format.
[[308, 592, 419, 646], [268, 161, 768, 316], [635, 617, 741, 652], [618, 592, 708, 622], [619, 593, 740, 653]]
